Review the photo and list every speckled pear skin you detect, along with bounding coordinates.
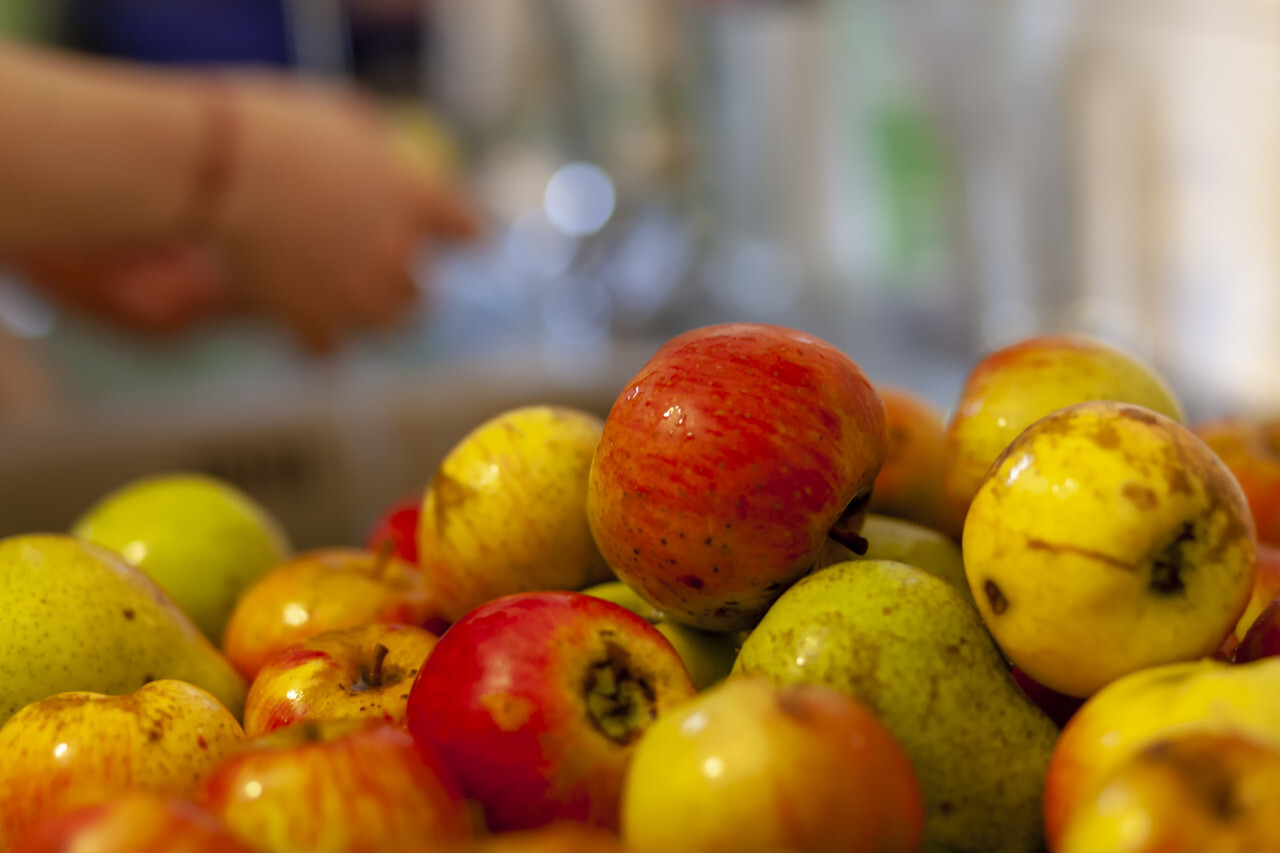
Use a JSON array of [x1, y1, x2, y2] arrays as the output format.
[[0, 534, 248, 725], [734, 559, 1059, 853], [0, 679, 245, 847]]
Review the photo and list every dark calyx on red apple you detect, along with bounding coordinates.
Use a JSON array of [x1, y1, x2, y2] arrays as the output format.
[[587, 323, 889, 632]]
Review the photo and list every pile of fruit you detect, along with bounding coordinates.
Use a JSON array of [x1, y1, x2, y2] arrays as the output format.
[[2, 322, 1278, 853]]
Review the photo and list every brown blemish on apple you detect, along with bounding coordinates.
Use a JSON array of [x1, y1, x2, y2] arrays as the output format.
[[1092, 422, 1122, 450], [1143, 739, 1242, 822], [583, 640, 657, 745], [1121, 483, 1158, 510], [1026, 538, 1134, 571], [984, 580, 1008, 614], [679, 575, 704, 589], [1150, 523, 1196, 595], [122, 608, 135, 620]]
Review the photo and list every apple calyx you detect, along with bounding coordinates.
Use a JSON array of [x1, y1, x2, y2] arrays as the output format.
[[583, 639, 656, 745], [348, 643, 392, 692], [1150, 522, 1197, 595]]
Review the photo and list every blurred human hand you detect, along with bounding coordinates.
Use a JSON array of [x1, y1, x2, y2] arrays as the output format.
[[209, 74, 482, 352]]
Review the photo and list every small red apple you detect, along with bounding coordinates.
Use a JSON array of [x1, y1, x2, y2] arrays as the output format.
[[222, 547, 442, 681], [1234, 598, 1280, 663], [195, 720, 473, 853], [10, 791, 257, 853], [405, 591, 697, 833], [588, 323, 888, 631], [365, 495, 422, 565], [1011, 667, 1085, 730], [243, 623, 438, 737]]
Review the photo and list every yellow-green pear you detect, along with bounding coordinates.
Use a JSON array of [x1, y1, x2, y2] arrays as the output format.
[[418, 405, 614, 622], [734, 559, 1058, 853], [0, 534, 248, 725], [71, 473, 292, 643], [816, 513, 974, 609]]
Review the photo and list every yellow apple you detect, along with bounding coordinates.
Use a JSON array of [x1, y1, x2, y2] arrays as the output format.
[[0, 679, 245, 847], [1058, 730, 1280, 853], [1043, 656, 1280, 849], [943, 334, 1183, 523], [964, 401, 1256, 698], [418, 405, 614, 623], [620, 677, 924, 853]]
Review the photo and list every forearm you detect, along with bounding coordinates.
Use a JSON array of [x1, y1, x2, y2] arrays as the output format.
[[0, 40, 210, 252]]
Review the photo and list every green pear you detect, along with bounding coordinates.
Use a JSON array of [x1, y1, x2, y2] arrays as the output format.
[[71, 473, 292, 643], [0, 534, 248, 725], [816, 514, 976, 609], [733, 559, 1058, 853], [581, 581, 738, 690]]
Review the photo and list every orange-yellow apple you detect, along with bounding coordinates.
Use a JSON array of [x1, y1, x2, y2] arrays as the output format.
[[10, 791, 257, 853], [943, 334, 1183, 522], [243, 622, 438, 737], [964, 401, 1256, 698], [1057, 731, 1280, 853], [621, 677, 924, 853], [869, 385, 959, 538], [417, 405, 613, 623], [195, 720, 473, 853], [406, 591, 697, 833], [588, 323, 888, 631], [0, 680, 244, 847], [1195, 416, 1280, 547], [221, 547, 439, 681], [1043, 657, 1280, 849]]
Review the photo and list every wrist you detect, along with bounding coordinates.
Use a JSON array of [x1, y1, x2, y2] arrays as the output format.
[[179, 81, 240, 240]]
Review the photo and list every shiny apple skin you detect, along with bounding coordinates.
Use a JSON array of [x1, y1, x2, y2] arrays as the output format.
[[195, 720, 473, 853], [243, 623, 438, 737], [588, 323, 887, 631], [406, 591, 697, 833], [365, 496, 422, 565]]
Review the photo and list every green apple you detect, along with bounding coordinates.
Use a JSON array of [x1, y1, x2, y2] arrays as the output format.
[[581, 581, 738, 690], [71, 472, 292, 643], [964, 401, 1257, 698], [816, 513, 974, 609], [0, 533, 248, 725]]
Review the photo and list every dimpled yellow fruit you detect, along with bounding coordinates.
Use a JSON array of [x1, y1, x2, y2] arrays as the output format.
[[964, 401, 1257, 699], [1044, 657, 1280, 849], [943, 334, 1184, 522], [418, 405, 614, 622]]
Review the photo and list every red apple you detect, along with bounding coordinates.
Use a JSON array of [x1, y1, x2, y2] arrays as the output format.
[[621, 677, 924, 853], [406, 591, 697, 833], [1234, 598, 1280, 663], [195, 720, 474, 853], [869, 385, 961, 538], [1195, 417, 1280, 547], [222, 547, 442, 681], [10, 791, 257, 853], [243, 623, 438, 737], [365, 495, 422, 565], [587, 323, 888, 631]]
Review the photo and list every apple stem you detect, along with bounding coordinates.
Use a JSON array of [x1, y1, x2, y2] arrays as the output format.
[[828, 489, 872, 555], [366, 643, 390, 689]]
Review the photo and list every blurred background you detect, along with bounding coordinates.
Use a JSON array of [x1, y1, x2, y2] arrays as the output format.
[[0, 0, 1276, 545]]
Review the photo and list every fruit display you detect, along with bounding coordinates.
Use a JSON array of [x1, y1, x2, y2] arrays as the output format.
[[4, 320, 1280, 853]]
